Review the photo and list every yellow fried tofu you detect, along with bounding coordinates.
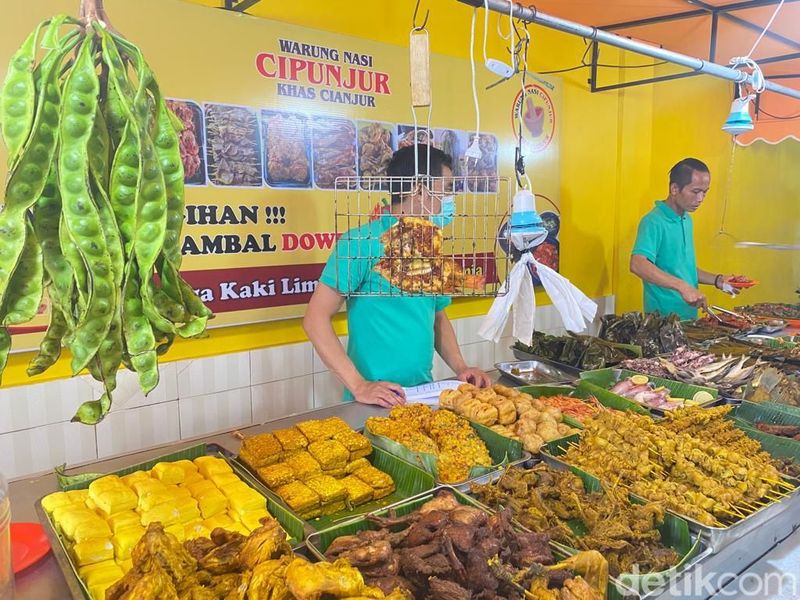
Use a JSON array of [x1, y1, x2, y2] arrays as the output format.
[[119, 471, 150, 489], [175, 497, 202, 524], [297, 506, 322, 520], [93, 486, 138, 516], [227, 510, 241, 523], [78, 559, 118, 579], [322, 417, 352, 436], [112, 525, 145, 560], [345, 458, 371, 475], [229, 489, 266, 515], [172, 459, 198, 474], [181, 471, 205, 487], [194, 456, 233, 479], [284, 452, 322, 482], [227, 522, 250, 536], [73, 518, 112, 543], [273, 428, 309, 453], [353, 465, 395, 492], [130, 478, 167, 497], [203, 512, 234, 530], [87, 476, 122, 496], [65, 490, 90, 505], [187, 479, 217, 498], [140, 503, 180, 527], [151, 462, 185, 485], [82, 561, 123, 587], [340, 476, 374, 506], [220, 481, 251, 499], [107, 511, 140, 534], [257, 462, 295, 488], [72, 538, 114, 567], [294, 420, 329, 443], [184, 520, 210, 540], [116, 559, 133, 574], [165, 522, 186, 543], [239, 433, 283, 468], [306, 475, 347, 504], [196, 489, 228, 519], [53, 507, 99, 539], [209, 472, 241, 489], [333, 430, 372, 460], [138, 487, 190, 512], [41, 492, 72, 514], [275, 481, 320, 514], [89, 582, 115, 600], [240, 509, 271, 532], [322, 467, 346, 479], [320, 500, 347, 517], [307, 440, 349, 471]]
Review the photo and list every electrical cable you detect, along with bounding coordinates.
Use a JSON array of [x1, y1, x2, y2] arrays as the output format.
[[467, 8, 482, 160], [759, 107, 800, 120], [746, 0, 786, 59]]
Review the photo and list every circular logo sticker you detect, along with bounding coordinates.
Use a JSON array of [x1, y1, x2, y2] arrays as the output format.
[[511, 83, 556, 153]]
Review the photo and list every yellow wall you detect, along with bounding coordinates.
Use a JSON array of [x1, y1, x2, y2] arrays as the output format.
[[2, 0, 625, 387], [4, 0, 795, 388]]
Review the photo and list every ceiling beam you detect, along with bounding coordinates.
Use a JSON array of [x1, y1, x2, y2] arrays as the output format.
[[686, 0, 800, 51], [222, 0, 264, 12]]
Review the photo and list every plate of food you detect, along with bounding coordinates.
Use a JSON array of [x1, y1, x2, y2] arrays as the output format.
[[728, 276, 759, 289]]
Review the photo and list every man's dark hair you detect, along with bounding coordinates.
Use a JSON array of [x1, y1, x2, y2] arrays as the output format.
[[388, 144, 453, 203], [669, 158, 709, 190]]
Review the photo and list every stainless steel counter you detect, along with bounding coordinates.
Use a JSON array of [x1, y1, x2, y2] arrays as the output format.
[[9, 384, 800, 599]]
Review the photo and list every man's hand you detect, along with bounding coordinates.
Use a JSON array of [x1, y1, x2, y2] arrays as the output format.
[[720, 275, 745, 296], [457, 367, 491, 388], [678, 283, 707, 308], [352, 380, 406, 408]]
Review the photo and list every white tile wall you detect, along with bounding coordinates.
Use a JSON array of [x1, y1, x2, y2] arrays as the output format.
[[312, 336, 347, 373], [95, 402, 180, 459], [0, 420, 97, 478], [179, 387, 252, 439], [252, 375, 314, 423], [2, 296, 614, 480], [176, 351, 250, 398]]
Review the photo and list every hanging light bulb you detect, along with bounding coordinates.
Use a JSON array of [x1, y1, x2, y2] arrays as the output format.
[[722, 94, 754, 135]]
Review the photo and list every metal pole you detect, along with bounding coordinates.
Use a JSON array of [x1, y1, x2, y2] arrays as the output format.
[[456, 0, 800, 100]]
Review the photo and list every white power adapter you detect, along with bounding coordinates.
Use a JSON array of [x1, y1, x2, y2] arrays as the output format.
[[485, 58, 515, 79]]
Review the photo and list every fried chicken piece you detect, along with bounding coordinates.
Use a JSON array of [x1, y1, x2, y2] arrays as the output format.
[[108, 564, 180, 600], [419, 491, 460, 514], [131, 523, 198, 582], [449, 506, 487, 528], [198, 537, 245, 575], [184, 537, 216, 561], [246, 556, 293, 600], [366, 576, 416, 597], [514, 531, 554, 568], [399, 549, 452, 577], [360, 554, 400, 578], [284, 557, 366, 600], [427, 577, 472, 600], [210, 572, 251, 599], [560, 576, 602, 600], [239, 518, 291, 570], [326, 530, 389, 558], [442, 524, 477, 553], [336, 540, 393, 568]]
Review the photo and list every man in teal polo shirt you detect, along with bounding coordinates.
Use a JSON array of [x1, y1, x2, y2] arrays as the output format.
[[630, 158, 744, 320], [303, 145, 490, 407]]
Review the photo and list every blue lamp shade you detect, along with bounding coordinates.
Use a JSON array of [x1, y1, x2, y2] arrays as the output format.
[[722, 97, 754, 136]]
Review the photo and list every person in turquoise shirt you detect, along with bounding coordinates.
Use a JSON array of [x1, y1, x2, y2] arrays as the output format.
[[303, 144, 490, 407], [630, 158, 745, 320]]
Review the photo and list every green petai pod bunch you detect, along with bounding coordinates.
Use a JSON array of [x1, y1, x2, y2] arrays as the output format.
[[0, 13, 212, 424]]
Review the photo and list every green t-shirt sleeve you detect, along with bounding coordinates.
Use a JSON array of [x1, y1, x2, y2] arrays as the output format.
[[319, 234, 370, 295], [632, 215, 661, 263], [435, 296, 452, 312]]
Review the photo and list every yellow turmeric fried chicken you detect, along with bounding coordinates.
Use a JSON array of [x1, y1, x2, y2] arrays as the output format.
[[284, 557, 366, 600], [239, 518, 291, 570]]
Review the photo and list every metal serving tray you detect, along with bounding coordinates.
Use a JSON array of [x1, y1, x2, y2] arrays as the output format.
[[495, 360, 578, 386], [511, 346, 584, 375], [540, 446, 800, 552]]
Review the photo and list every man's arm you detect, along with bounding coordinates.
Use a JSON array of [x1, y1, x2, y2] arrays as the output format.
[[433, 310, 491, 387], [303, 283, 405, 407], [630, 255, 707, 308], [697, 268, 719, 287]]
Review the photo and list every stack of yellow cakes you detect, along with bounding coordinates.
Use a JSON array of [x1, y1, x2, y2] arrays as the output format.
[[41, 456, 274, 600], [239, 417, 395, 519]]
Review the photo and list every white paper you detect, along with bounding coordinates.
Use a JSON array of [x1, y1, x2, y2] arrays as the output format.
[[402, 380, 462, 404]]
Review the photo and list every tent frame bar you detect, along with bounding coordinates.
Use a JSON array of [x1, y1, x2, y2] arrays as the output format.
[[456, 0, 800, 100]]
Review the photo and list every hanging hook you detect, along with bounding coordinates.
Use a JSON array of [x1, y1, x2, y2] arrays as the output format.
[[412, 0, 430, 31]]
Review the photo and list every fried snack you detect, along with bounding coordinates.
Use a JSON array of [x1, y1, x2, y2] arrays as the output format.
[[340, 475, 374, 506], [273, 428, 309, 453], [353, 465, 395, 499], [308, 440, 350, 471], [306, 475, 348, 504], [275, 481, 320, 514], [239, 433, 283, 468], [345, 458, 371, 474], [296, 419, 331, 443], [284, 451, 322, 482], [333, 430, 373, 460], [320, 501, 347, 516], [494, 399, 517, 425], [322, 417, 351, 436], [258, 463, 296, 488]]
